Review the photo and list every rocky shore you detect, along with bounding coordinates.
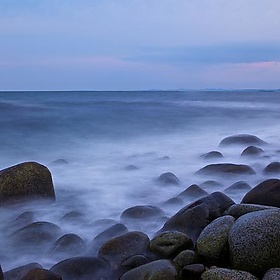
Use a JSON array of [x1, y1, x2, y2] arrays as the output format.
[[0, 134, 280, 279]]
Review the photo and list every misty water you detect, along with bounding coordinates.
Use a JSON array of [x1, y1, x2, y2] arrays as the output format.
[[0, 90, 280, 272]]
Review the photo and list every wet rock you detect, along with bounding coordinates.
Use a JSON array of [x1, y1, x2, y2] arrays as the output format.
[[4, 263, 42, 280], [241, 179, 280, 207], [226, 203, 276, 219], [51, 257, 111, 280], [98, 231, 150, 268], [177, 184, 208, 200], [219, 134, 267, 146], [60, 211, 85, 223], [201, 267, 258, 279], [200, 180, 223, 188], [121, 205, 164, 220], [241, 145, 264, 156], [161, 197, 183, 207], [263, 268, 280, 280], [124, 164, 139, 171], [196, 215, 235, 264], [263, 162, 280, 174], [201, 151, 223, 160], [158, 192, 234, 243], [196, 163, 256, 176], [180, 263, 205, 279], [224, 181, 251, 195], [120, 259, 177, 280], [121, 255, 151, 269], [8, 221, 62, 249], [50, 233, 86, 257], [173, 249, 197, 269], [150, 231, 193, 258], [0, 162, 55, 204], [228, 209, 280, 276], [156, 172, 180, 185], [19, 268, 62, 280]]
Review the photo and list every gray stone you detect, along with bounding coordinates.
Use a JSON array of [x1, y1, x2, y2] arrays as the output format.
[[219, 134, 267, 146], [263, 162, 280, 174], [177, 184, 208, 200], [228, 209, 280, 276], [201, 267, 258, 279], [201, 151, 223, 160], [224, 181, 251, 195], [4, 263, 42, 280], [19, 268, 62, 280], [121, 205, 164, 220], [263, 268, 280, 280], [180, 264, 205, 279], [173, 249, 197, 269], [156, 172, 180, 185], [241, 146, 264, 157]]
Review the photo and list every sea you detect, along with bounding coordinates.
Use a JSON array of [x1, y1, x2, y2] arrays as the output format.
[[0, 90, 279, 271]]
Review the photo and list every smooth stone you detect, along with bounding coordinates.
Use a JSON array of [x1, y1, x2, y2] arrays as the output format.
[[228, 209, 280, 276], [196, 215, 235, 264], [120, 259, 177, 280], [120, 205, 164, 220], [180, 264, 205, 279], [226, 203, 277, 219], [51, 257, 111, 280], [173, 250, 197, 269], [121, 255, 151, 269], [263, 162, 280, 174], [224, 181, 251, 195], [196, 163, 256, 176], [177, 184, 208, 200], [219, 134, 267, 146], [4, 263, 42, 280], [263, 268, 280, 280], [241, 179, 280, 207], [201, 267, 258, 279], [200, 180, 223, 188], [161, 197, 183, 207], [150, 231, 193, 258], [158, 192, 234, 243], [60, 211, 85, 223], [201, 151, 223, 160], [124, 165, 139, 171], [156, 172, 180, 185], [241, 145, 264, 156], [19, 268, 62, 280], [0, 162, 55, 204]]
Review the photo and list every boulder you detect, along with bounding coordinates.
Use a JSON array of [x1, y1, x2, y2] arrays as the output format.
[[158, 192, 234, 243], [4, 263, 42, 280], [200, 180, 223, 188], [263, 162, 280, 174], [180, 264, 205, 279], [173, 250, 197, 269], [0, 162, 55, 204], [224, 181, 251, 195], [19, 268, 62, 280], [196, 163, 256, 176], [120, 205, 164, 220], [241, 179, 280, 207], [219, 134, 267, 146], [263, 268, 280, 280], [177, 184, 208, 200], [124, 165, 139, 171], [228, 209, 280, 276], [150, 231, 193, 258], [121, 255, 151, 270], [196, 215, 235, 264], [201, 267, 258, 280], [201, 151, 223, 160], [156, 172, 180, 185], [120, 259, 177, 280], [241, 146, 264, 157]]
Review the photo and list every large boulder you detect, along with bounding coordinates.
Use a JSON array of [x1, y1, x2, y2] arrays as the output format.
[[19, 268, 62, 280], [228, 209, 280, 276], [158, 192, 234, 243], [224, 181, 251, 195], [263, 162, 280, 174], [0, 162, 55, 204], [219, 134, 267, 146], [241, 179, 280, 207], [120, 205, 164, 221], [177, 184, 208, 200], [4, 263, 42, 280]]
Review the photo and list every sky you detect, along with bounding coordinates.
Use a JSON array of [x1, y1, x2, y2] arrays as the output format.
[[1, 0, 280, 91]]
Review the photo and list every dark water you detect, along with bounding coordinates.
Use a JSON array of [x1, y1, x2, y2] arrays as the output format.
[[0, 90, 279, 270]]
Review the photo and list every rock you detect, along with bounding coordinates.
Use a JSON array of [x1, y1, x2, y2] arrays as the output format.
[[173, 250, 197, 269], [50, 233, 87, 257], [196, 163, 256, 176], [200, 180, 223, 188], [226, 203, 276, 219], [201, 151, 223, 160], [228, 209, 280, 276], [51, 257, 111, 280], [49, 159, 68, 166], [98, 231, 150, 268], [201, 267, 258, 280], [158, 192, 234, 243], [196, 215, 235, 264], [8, 221, 62, 249], [120, 259, 177, 280], [4, 263, 42, 280], [241, 179, 280, 207], [161, 197, 183, 207], [150, 231, 193, 258], [180, 264, 205, 279], [263, 268, 280, 280], [177, 184, 208, 200], [0, 162, 55, 204], [60, 211, 85, 223], [121, 255, 151, 269], [241, 146, 264, 157], [159, 156, 170, 161], [124, 165, 139, 171], [121, 205, 164, 220], [224, 181, 251, 195], [19, 268, 62, 280], [156, 172, 180, 185], [219, 134, 267, 146], [263, 162, 280, 174], [0, 265, 3, 280]]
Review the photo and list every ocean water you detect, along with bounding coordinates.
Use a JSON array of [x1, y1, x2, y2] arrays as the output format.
[[0, 90, 280, 271]]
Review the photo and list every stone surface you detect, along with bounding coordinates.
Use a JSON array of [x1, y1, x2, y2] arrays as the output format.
[[177, 184, 208, 200], [201, 151, 223, 160], [228, 209, 280, 276], [241, 179, 280, 207], [4, 263, 42, 280], [156, 172, 180, 185], [219, 134, 267, 146], [121, 205, 164, 220], [196, 215, 235, 264], [241, 145, 264, 157], [263, 268, 280, 280], [173, 250, 197, 269], [0, 162, 55, 204], [121, 255, 151, 270], [201, 267, 258, 280], [19, 268, 62, 280], [120, 259, 177, 280], [263, 162, 280, 174], [224, 181, 251, 195], [150, 231, 193, 257], [180, 264, 205, 279]]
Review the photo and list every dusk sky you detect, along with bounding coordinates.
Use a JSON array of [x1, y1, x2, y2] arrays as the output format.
[[1, 0, 280, 91]]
